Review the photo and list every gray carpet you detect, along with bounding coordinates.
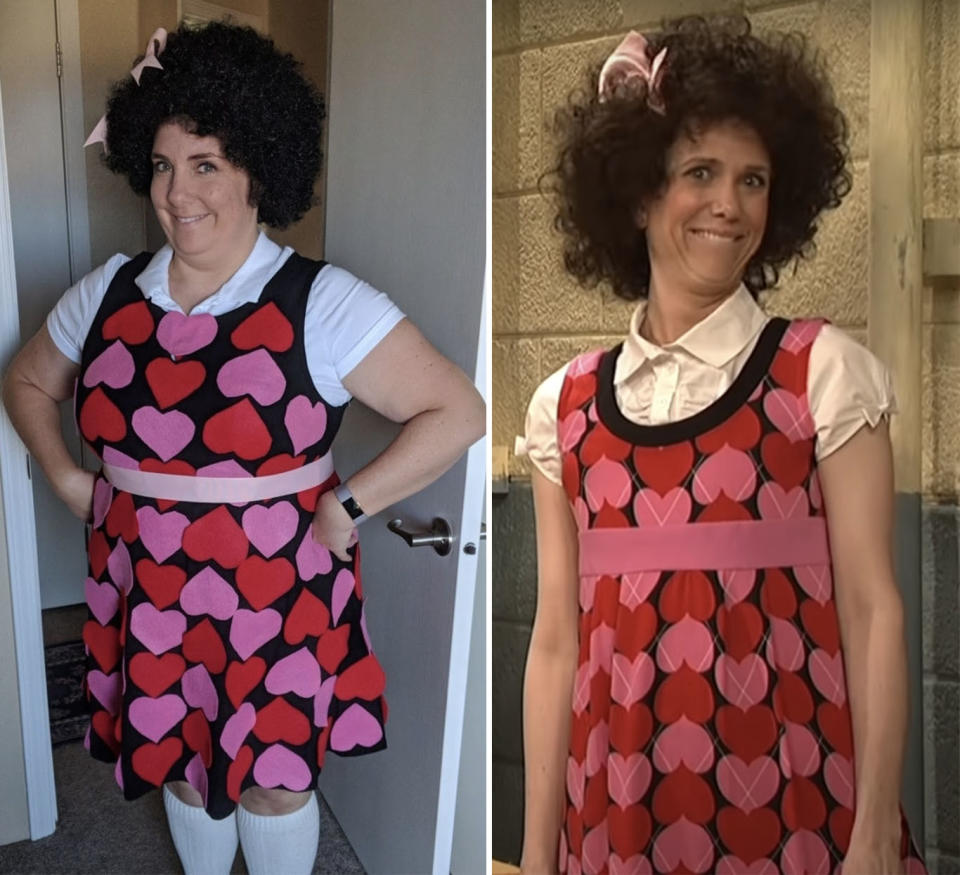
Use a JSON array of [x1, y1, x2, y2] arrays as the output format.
[[0, 741, 364, 874]]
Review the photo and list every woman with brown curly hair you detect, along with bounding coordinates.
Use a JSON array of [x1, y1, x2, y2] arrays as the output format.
[[517, 15, 926, 875]]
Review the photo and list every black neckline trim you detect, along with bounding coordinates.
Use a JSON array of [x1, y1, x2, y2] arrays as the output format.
[[595, 317, 790, 446]]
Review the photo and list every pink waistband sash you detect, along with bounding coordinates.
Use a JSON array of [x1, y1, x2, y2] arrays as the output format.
[[579, 517, 830, 576], [102, 454, 334, 503]]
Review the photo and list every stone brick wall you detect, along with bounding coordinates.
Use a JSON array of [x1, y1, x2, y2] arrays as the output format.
[[492, 0, 960, 870]]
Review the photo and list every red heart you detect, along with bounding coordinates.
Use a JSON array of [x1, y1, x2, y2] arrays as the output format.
[[88, 530, 111, 579], [182, 506, 249, 568], [659, 570, 715, 623], [582, 767, 607, 828], [83, 620, 121, 673], [236, 556, 295, 611], [770, 348, 809, 396], [562, 453, 580, 502], [654, 665, 714, 723], [590, 668, 612, 718], [315, 625, 351, 674], [135, 559, 186, 609], [716, 807, 781, 864], [145, 358, 206, 410], [593, 502, 629, 528], [103, 300, 154, 345], [569, 711, 590, 762], [817, 701, 853, 757], [105, 491, 139, 542], [632, 442, 695, 495], [580, 423, 631, 465], [182, 618, 227, 674], [696, 494, 753, 522], [829, 806, 854, 854], [782, 776, 827, 831], [608, 703, 653, 756], [253, 697, 311, 744], [696, 405, 761, 453], [79, 387, 126, 443], [335, 655, 386, 701], [652, 766, 715, 824], [761, 433, 813, 490], [592, 575, 620, 629], [760, 568, 797, 618], [132, 737, 183, 786], [316, 724, 331, 768], [284, 590, 330, 645], [566, 807, 584, 859], [202, 399, 272, 461], [231, 302, 294, 352], [227, 744, 254, 801], [607, 803, 652, 859], [616, 603, 658, 660], [140, 459, 195, 510], [800, 599, 840, 654], [182, 709, 213, 767], [716, 704, 778, 761], [773, 671, 814, 723], [717, 602, 764, 659], [257, 454, 306, 476], [226, 657, 267, 708], [91, 710, 120, 755], [129, 652, 185, 696]]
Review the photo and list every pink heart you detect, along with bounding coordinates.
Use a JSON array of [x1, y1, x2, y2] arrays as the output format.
[[588, 623, 615, 680], [716, 754, 779, 812], [569, 350, 603, 377], [92, 477, 113, 528], [779, 721, 822, 778], [136, 507, 189, 564], [241, 501, 299, 558], [584, 457, 631, 512], [573, 497, 589, 531], [132, 406, 195, 462], [559, 409, 587, 453], [130, 603, 186, 655], [220, 702, 256, 759], [107, 539, 133, 595], [87, 670, 121, 715], [179, 567, 239, 621], [184, 751, 209, 808], [794, 564, 831, 603], [572, 662, 590, 715], [265, 646, 322, 697], [758, 482, 808, 520], [633, 487, 691, 526], [156, 312, 218, 358], [580, 575, 599, 612], [823, 752, 855, 808], [566, 756, 585, 812], [610, 854, 653, 875], [717, 857, 778, 875], [102, 446, 139, 470], [285, 395, 328, 455], [217, 349, 287, 406], [652, 717, 714, 774], [585, 720, 609, 777], [780, 319, 822, 354], [229, 608, 282, 661], [619, 572, 659, 610], [764, 388, 815, 441], [610, 652, 655, 707], [692, 446, 757, 504], [607, 752, 651, 809], [808, 648, 846, 705], [313, 674, 337, 727], [182, 663, 218, 721], [114, 758, 123, 790], [329, 703, 383, 751], [128, 693, 186, 742], [295, 529, 333, 580], [718, 568, 756, 604], [809, 469, 822, 509], [582, 821, 609, 875], [252, 743, 312, 791], [656, 616, 713, 672], [197, 459, 251, 477], [714, 653, 768, 709], [359, 608, 372, 651], [83, 340, 134, 389], [652, 818, 714, 874], [567, 855, 583, 875], [85, 577, 119, 626], [765, 617, 805, 671], [780, 830, 830, 875], [331, 568, 355, 625]]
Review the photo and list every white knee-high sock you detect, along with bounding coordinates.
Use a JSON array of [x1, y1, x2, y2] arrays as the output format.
[[162, 785, 239, 875], [236, 793, 320, 875]]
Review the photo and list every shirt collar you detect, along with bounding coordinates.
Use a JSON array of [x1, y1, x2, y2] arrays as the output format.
[[134, 231, 285, 313], [615, 284, 768, 384]]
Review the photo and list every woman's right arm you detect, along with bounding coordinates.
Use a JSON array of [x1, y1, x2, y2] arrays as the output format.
[[521, 468, 581, 874], [1, 325, 92, 519]]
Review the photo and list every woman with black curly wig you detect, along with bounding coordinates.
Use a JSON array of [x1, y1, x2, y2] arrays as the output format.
[[1, 20, 483, 875], [516, 15, 926, 875]]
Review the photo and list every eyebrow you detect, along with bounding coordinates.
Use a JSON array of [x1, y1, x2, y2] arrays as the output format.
[[679, 155, 771, 173], [150, 151, 223, 161]]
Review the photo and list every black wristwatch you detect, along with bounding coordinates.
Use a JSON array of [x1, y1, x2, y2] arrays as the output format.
[[333, 483, 367, 524]]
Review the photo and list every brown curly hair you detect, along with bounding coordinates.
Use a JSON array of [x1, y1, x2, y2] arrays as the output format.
[[547, 15, 851, 300]]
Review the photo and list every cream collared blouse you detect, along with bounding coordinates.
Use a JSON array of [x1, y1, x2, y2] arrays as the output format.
[[517, 286, 896, 486]]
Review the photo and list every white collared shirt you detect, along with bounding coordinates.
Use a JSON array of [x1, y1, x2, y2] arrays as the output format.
[[518, 285, 896, 485], [46, 231, 405, 406]]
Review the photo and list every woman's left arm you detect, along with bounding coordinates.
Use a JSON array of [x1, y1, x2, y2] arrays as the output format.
[[312, 318, 485, 559], [818, 420, 906, 873]]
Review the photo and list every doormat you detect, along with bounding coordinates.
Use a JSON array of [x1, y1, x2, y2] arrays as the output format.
[[45, 640, 89, 746]]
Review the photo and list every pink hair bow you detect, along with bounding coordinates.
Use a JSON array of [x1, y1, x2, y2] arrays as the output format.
[[84, 27, 168, 153], [598, 31, 668, 114]]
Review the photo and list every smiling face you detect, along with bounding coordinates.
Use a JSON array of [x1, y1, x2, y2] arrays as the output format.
[[150, 121, 260, 267], [641, 119, 771, 301]]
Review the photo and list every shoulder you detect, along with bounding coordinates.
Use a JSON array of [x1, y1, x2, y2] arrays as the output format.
[[809, 323, 893, 389]]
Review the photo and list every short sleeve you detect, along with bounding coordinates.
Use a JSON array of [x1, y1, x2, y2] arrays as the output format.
[[45, 254, 130, 362], [515, 364, 568, 486], [303, 265, 405, 406], [807, 324, 898, 460]]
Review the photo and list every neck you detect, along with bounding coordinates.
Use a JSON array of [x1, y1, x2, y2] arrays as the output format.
[[642, 268, 739, 345], [168, 226, 259, 313]]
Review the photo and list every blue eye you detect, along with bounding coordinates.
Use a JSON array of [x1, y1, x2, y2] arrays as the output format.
[[198, 161, 217, 173], [152, 160, 170, 173]]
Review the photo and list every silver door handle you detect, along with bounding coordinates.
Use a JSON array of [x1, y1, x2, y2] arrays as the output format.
[[387, 517, 453, 556]]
